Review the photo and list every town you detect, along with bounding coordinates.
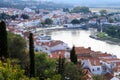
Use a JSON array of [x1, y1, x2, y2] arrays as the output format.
[[1, 4, 120, 80]]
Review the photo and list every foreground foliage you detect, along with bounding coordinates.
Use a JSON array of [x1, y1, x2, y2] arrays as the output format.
[[0, 59, 37, 80], [35, 53, 57, 79]]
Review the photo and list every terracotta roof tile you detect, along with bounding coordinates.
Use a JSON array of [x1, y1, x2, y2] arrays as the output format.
[[75, 47, 92, 54], [49, 50, 66, 58]]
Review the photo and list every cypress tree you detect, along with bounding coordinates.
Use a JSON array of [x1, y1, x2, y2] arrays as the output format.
[[57, 55, 65, 79], [0, 21, 8, 59], [29, 32, 35, 77], [70, 46, 78, 64]]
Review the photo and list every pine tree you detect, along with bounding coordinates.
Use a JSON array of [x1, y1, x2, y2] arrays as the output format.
[[70, 46, 77, 64], [0, 21, 8, 59], [29, 33, 35, 77]]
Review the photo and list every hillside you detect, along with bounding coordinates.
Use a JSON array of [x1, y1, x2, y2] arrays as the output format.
[[0, 0, 72, 9], [48, 0, 120, 7]]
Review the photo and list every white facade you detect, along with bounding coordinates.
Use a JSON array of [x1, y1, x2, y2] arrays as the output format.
[[90, 66, 102, 75], [82, 60, 103, 75], [110, 77, 119, 80], [17, 19, 40, 27], [50, 43, 68, 52], [24, 7, 34, 13], [34, 40, 69, 55], [82, 60, 91, 69]]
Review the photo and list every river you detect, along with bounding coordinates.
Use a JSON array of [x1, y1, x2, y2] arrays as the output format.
[[44, 28, 120, 58]]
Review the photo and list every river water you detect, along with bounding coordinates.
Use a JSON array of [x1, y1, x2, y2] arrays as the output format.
[[45, 28, 120, 58]]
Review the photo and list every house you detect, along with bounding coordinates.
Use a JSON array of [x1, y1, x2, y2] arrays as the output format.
[[88, 18, 97, 24], [74, 47, 120, 75], [110, 77, 119, 80], [80, 57, 103, 75], [104, 72, 114, 80], [75, 47, 95, 57], [48, 50, 70, 59], [34, 39, 69, 54]]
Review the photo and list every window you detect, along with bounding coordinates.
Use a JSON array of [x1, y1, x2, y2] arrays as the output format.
[[97, 67, 100, 71]]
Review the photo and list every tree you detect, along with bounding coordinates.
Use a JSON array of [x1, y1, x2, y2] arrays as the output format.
[[77, 61, 88, 80], [70, 46, 77, 64], [64, 62, 88, 80], [35, 10, 40, 14], [57, 55, 65, 79], [0, 13, 10, 20], [104, 26, 117, 37], [29, 33, 35, 77], [7, 31, 27, 66], [108, 18, 114, 23], [92, 75, 104, 80], [11, 15, 18, 20], [35, 53, 56, 79], [71, 19, 80, 24], [44, 18, 53, 25], [21, 14, 29, 19], [51, 74, 61, 80], [80, 18, 89, 23], [63, 8, 69, 12], [0, 59, 30, 80], [64, 62, 79, 80], [99, 10, 107, 16], [0, 21, 9, 59], [71, 6, 90, 14]]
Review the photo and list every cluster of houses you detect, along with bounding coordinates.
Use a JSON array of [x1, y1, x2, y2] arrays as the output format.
[[1, 7, 120, 31], [2, 7, 120, 80], [0, 7, 91, 27], [49, 46, 120, 80]]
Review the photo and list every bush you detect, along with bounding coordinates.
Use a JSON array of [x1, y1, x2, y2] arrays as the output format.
[[97, 32, 108, 38], [0, 59, 29, 80]]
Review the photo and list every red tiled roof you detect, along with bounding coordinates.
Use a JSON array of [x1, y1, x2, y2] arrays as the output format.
[[49, 50, 66, 58], [97, 53, 112, 58], [41, 40, 64, 47], [75, 47, 92, 54], [104, 72, 114, 80], [78, 56, 101, 66]]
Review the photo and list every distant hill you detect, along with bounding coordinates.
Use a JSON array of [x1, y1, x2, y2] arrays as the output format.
[[0, 0, 72, 9], [48, 0, 120, 8]]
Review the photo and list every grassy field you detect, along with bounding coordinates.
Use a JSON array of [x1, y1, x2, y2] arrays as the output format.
[[90, 7, 120, 12]]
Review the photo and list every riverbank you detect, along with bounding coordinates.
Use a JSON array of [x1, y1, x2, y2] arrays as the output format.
[[90, 32, 120, 45]]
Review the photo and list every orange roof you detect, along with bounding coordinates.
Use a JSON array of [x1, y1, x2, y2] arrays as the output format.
[[49, 50, 66, 58], [75, 47, 92, 54], [97, 53, 112, 58], [78, 56, 101, 66], [41, 40, 64, 47], [104, 72, 114, 80]]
